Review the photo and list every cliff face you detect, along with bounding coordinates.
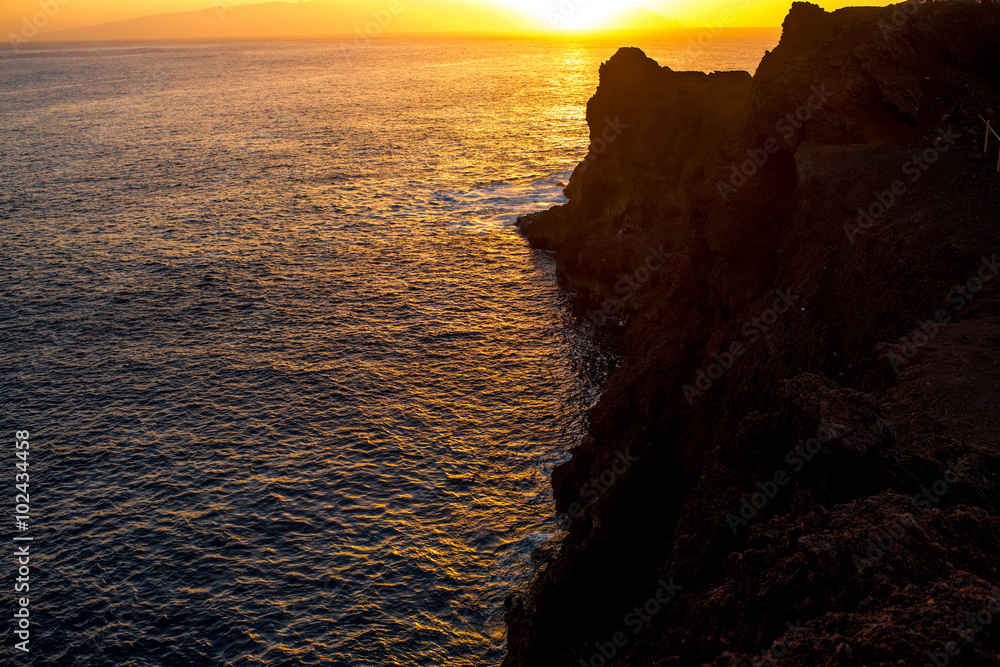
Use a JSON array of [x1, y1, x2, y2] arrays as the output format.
[[507, 3, 1000, 666]]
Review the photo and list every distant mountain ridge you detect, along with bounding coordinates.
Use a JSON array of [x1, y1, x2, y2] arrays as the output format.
[[37, 0, 681, 43]]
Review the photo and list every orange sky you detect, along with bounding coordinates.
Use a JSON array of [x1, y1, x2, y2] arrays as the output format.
[[1, 0, 898, 39]]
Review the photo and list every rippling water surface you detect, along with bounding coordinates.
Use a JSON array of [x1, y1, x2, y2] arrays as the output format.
[[0, 32, 776, 665]]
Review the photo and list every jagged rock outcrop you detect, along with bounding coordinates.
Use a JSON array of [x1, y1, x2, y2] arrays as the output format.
[[507, 2, 1000, 665]]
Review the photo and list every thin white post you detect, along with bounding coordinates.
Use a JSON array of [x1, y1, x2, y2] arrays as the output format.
[[987, 120, 992, 154]]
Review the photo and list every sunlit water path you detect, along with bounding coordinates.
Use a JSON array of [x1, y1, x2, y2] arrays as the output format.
[[0, 33, 776, 665]]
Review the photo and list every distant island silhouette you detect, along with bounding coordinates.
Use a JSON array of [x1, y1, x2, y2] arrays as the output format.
[[34, 1, 681, 43]]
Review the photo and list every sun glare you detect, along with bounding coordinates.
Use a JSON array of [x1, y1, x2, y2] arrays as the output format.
[[560, 5, 626, 31], [493, 0, 628, 32]]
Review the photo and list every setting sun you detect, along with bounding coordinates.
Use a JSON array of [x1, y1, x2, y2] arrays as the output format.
[[6, 0, 999, 663], [0, 0, 917, 39], [494, 0, 627, 31]]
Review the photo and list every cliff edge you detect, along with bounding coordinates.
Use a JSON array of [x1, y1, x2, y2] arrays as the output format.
[[508, 2, 1000, 665]]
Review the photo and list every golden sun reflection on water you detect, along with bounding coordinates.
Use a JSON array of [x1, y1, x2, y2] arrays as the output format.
[[0, 32, 777, 667]]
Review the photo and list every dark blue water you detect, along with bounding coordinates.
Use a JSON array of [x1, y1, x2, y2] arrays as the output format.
[[0, 35, 775, 665]]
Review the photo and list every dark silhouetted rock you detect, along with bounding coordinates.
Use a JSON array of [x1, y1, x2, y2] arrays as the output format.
[[506, 2, 1000, 665]]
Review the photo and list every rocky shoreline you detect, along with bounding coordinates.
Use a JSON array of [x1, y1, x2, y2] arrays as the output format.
[[506, 2, 1000, 665]]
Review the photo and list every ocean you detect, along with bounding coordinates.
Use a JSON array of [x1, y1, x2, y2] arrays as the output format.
[[0, 32, 777, 666]]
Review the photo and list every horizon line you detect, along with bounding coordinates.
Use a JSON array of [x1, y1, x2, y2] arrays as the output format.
[[20, 26, 782, 48]]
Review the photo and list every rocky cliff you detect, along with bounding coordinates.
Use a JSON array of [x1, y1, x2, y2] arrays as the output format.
[[507, 2, 1000, 665]]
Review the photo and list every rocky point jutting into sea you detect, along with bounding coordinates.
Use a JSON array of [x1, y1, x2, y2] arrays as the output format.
[[506, 2, 1000, 665]]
